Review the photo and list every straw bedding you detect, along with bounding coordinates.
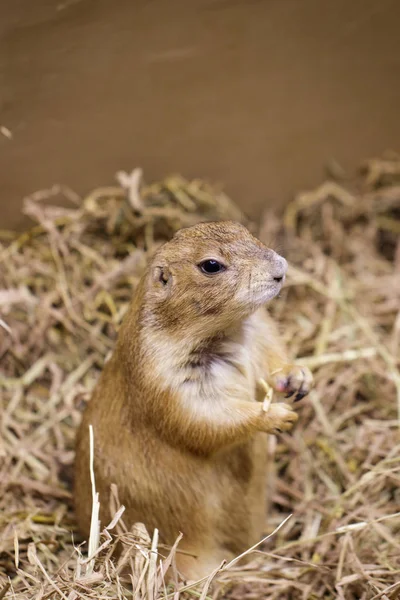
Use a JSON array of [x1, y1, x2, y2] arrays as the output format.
[[0, 157, 399, 599]]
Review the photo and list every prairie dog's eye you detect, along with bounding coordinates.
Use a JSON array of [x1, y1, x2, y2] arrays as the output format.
[[198, 260, 226, 275]]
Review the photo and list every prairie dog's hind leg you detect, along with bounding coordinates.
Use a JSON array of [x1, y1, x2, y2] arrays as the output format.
[[174, 540, 234, 582]]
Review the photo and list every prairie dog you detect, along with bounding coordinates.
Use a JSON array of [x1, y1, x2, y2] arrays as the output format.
[[74, 221, 313, 581]]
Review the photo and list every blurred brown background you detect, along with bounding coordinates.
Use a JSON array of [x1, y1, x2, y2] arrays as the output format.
[[1, 0, 399, 230]]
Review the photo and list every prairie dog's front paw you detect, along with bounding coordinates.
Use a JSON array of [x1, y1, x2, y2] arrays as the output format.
[[261, 402, 298, 434], [269, 364, 313, 402]]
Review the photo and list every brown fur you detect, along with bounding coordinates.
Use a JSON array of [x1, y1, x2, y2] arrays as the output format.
[[74, 221, 313, 580]]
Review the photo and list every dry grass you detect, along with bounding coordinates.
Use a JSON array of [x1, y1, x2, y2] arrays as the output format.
[[0, 158, 399, 599]]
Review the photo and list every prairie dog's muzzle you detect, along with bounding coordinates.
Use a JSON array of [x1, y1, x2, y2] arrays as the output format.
[[263, 250, 288, 282], [270, 253, 288, 282]]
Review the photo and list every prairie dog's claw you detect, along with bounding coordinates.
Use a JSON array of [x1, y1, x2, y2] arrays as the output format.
[[270, 365, 313, 401], [261, 402, 298, 434]]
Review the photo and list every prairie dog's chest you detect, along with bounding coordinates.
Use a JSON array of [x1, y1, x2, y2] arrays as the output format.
[[146, 312, 269, 401], [184, 319, 262, 402]]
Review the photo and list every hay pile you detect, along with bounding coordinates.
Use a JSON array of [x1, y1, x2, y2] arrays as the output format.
[[0, 158, 399, 599]]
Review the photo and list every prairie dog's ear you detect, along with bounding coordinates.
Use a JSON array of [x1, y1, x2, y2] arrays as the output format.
[[152, 265, 171, 287]]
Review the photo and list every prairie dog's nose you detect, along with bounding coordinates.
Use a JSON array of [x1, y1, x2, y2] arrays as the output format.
[[270, 253, 288, 282]]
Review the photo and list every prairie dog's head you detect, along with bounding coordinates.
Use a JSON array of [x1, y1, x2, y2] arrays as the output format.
[[142, 221, 287, 335]]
